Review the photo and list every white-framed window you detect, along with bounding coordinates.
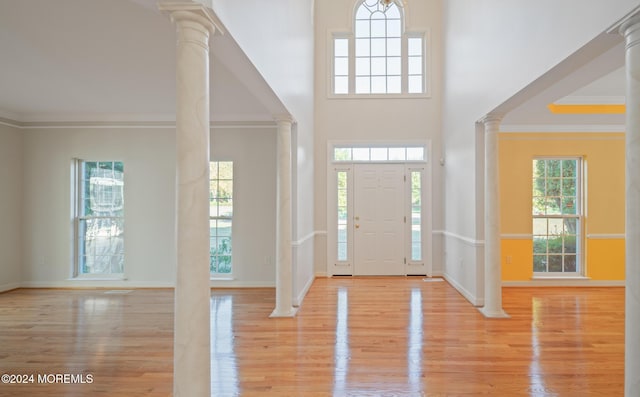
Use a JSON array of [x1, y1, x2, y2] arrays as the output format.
[[408, 168, 423, 262], [336, 169, 350, 263], [331, 0, 426, 96], [210, 161, 233, 276], [333, 145, 425, 162], [74, 160, 124, 277], [532, 158, 582, 276]]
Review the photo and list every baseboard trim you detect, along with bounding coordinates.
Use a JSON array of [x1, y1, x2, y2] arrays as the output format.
[[210, 280, 275, 288], [442, 273, 482, 306], [20, 281, 176, 289], [294, 274, 315, 307], [0, 282, 21, 293]]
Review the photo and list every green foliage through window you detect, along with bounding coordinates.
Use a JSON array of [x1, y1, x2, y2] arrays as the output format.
[[76, 160, 124, 275], [210, 161, 233, 275], [532, 158, 580, 274]]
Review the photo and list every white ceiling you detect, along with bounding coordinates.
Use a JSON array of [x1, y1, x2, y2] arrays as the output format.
[[500, 33, 626, 130], [0, 0, 283, 124], [0, 0, 626, 127]]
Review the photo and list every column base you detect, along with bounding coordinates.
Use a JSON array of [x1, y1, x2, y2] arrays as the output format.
[[269, 307, 299, 318], [478, 307, 510, 318]]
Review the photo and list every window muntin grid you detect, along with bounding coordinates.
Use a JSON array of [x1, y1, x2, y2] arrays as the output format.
[[331, 1, 426, 96], [354, 1, 402, 94], [532, 158, 581, 275], [210, 161, 233, 275], [333, 146, 425, 162], [76, 160, 124, 276]]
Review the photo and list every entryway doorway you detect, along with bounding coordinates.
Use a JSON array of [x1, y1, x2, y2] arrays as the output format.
[[327, 143, 431, 277], [353, 164, 405, 275]]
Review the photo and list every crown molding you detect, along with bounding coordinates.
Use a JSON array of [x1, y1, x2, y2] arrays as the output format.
[[0, 115, 276, 130]]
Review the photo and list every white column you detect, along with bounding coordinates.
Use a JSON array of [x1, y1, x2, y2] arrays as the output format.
[[480, 115, 508, 318], [620, 15, 640, 397], [270, 115, 297, 318], [159, 3, 216, 396]]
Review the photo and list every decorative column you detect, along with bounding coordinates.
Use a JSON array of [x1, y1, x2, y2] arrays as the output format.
[[620, 15, 640, 397], [158, 2, 219, 396], [270, 115, 297, 317], [480, 115, 508, 318]]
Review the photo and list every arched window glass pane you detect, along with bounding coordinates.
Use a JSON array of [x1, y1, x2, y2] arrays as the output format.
[[387, 38, 401, 56], [355, 39, 370, 57], [387, 57, 401, 75], [352, 1, 402, 95], [371, 38, 386, 56], [386, 4, 401, 19], [355, 20, 370, 37], [356, 58, 370, 76], [387, 76, 401, 93], [371, 57, 386, 75], [371, 19, 386, 37], [332, 1, 425, 95]]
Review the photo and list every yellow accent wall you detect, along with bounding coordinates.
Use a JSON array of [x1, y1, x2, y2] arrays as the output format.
[[499, 132, 625, 281]]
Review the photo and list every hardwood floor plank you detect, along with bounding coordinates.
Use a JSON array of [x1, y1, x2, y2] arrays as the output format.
[[0, 279, 624, 396]]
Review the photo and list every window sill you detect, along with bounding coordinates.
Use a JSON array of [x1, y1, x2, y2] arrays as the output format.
[[531, 276, 590, 280], [68, 276, 127, 281], [210, 277, 234, 281]]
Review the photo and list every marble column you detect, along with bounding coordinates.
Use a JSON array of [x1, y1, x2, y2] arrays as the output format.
[[270, 115, 297, 318], [158, 3, 216, 396], [620, 15, 640, 397], [480, 115, 508, 318]]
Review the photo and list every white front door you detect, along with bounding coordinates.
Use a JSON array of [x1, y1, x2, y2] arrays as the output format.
[[353, 164, 405, 275]]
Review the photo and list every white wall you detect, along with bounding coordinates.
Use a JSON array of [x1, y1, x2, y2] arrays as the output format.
[[20, 126, 276, 288], [209, 0, 316, 301], [441, 0, 640, 304], [0, 123, 23, 291], [21, 127, 177, 287], [314, 0, 444, 276], [211, 127, 277, 287]]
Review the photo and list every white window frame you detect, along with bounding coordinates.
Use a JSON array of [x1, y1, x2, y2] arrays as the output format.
[[328, 0, 430, 98], [532, 157, 584, 278], [72, 159, 125, 280], [406, 166, 425, 270], [210, 161, 234, 279]]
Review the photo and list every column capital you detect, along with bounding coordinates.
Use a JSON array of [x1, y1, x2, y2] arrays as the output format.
[[479, 114, 503, 126], [158, 1, 225, 36], [621, 15, 640, 52], [273, 114, 296, 125], [479, 114, 503, 135]]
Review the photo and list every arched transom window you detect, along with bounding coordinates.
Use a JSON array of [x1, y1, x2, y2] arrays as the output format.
[[333, 0, 425, 96]]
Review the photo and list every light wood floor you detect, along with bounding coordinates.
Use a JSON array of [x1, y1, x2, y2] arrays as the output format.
[[0, 278, 624, 396]]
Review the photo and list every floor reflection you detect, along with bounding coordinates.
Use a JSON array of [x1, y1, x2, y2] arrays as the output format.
[[529, 297, 546, 396], [408, 288, 423, 393], [333, 288, 349, 395], [211, 295, 239, 396]]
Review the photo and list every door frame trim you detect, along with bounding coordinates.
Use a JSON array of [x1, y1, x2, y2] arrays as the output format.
[[326, 140, 432, 276]]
